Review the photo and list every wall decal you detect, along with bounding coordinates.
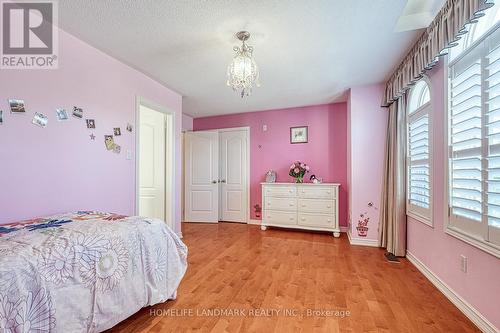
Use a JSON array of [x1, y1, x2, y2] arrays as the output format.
[[72, 106, 83, 119], [89, 133, 95, 140], [86, 119, 95, 129], [113, 127, 121, 136], [32, 112, 48, 128], [254, 204, 261, 218], [55, 108, 69, 121], [8, 99, 25, 113], [104, 135, 115, 150], [113, 144, 121, 154], [126, 123, 133, 132], [356, 202, 378, 237]]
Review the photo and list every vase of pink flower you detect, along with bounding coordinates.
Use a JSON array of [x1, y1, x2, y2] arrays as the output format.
[[289, 161, 310, 183]]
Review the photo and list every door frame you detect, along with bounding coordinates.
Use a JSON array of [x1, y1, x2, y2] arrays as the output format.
[[216, 126, 251, 224], [135, 96, 176, 230]]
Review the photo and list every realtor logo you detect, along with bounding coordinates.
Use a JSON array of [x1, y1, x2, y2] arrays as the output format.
[[1, 0, 58, 69]]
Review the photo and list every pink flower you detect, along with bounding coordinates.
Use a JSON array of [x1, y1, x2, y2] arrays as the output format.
[[294, 167, 300, 173], [305, 165, 310, 171], [290, 164, 295, 169]]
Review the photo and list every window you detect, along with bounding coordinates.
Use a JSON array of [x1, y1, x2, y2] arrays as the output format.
[[447, 7, 500, 257], [407, 79, 432, 225]]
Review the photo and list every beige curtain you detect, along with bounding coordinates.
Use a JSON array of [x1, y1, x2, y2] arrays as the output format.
[[379, 94, 407, 257], [383, 0, 493, 106]]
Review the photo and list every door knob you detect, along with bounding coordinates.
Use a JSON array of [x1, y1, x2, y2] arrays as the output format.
[[221, 180, 226, 183], [211, 180, 217, 184]]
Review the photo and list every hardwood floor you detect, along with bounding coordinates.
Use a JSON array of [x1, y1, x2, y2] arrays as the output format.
[[108, 222, 479, 333]]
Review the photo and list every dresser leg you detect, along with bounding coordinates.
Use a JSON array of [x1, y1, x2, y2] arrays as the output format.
[[333, 232, 340, 238], [261, 225, 267, 231]]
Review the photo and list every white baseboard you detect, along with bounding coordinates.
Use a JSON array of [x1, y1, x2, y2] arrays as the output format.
[[406, 251, 498, 333], [347, 230, 379, 247], [248, 219, 261, 225]]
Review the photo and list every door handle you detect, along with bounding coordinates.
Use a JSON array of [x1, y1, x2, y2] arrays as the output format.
[[221, 180, 226, 183], [211, 180, 217, 184]]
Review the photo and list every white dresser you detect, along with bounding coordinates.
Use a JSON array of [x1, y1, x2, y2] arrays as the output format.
[[261, 183, 340, 237]]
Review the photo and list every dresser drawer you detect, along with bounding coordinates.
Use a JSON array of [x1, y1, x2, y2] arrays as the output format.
[[265, 197, 297, 211], [264, 211, 297, 226], [297, 186, 336, 199], [298, 213, 334, 228], [298, 199, 335, 214], [263, 186, 296, 198]]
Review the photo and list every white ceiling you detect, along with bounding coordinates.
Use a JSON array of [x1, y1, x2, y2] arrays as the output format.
[[57, 0, 423, 117]]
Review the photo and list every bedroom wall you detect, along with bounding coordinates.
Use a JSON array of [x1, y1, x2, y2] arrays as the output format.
[[407, 62, 500, 330], [347, 84, 388, 241], [193, 103, 348, 225], [0, 28, 184, 234], [182, 114, 193, 131]]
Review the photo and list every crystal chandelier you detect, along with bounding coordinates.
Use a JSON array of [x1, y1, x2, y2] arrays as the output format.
[[226, 31, 260, 98]]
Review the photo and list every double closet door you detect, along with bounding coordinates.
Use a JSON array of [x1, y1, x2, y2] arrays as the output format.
[[184, 128, 249, 223]]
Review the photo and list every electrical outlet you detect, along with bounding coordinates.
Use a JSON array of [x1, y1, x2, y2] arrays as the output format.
[[460, 255, 468, 273]]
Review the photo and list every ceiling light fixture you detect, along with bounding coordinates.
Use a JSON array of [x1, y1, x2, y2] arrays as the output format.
[[226, 31, 260, 98]]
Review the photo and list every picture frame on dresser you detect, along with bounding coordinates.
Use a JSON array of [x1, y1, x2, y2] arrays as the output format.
[[260, 182, 340, 237]]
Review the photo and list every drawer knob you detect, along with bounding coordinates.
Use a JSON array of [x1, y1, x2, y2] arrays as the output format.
[[327, 191, 331, 194], [301, 218, 306, 221], [327, 205, 331, 208], [328, 219, 331, 222], [289, 203, 294, 206], [289, 190, 293, 193], [290, 217, 294, 220], [301, 204, 306, 207]]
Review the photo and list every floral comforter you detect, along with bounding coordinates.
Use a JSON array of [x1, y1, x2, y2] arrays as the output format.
[[0, 211, 188, 332]]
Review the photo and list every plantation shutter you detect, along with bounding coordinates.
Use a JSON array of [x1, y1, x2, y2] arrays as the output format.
[[448, 24, 500, 246], [449, 47, 483, 236], [486, 30, 500, 246], [408, 115, 430, 210]]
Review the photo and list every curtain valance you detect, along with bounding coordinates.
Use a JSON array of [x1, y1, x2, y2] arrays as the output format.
[[382, 0, 494, 106]]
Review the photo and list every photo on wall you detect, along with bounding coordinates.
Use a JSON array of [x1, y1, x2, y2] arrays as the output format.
[[86, 119, 95, 129], [113, 127, 121, 136], [290, 126, 308, 144], [72, 106, 83, 119], [9, 99, 25, 113], [32, 112, 48, 128], [56, 108, 69, 121], [104, 135, 115, 150]]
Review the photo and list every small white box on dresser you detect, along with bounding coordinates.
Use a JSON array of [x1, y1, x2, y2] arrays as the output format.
[[261, 183, 340, 237]]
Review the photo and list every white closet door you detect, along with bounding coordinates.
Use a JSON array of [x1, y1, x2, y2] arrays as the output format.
[[185, 131, 219, 223], [220, 130, 248, 223], [139, 106, 165, 220]]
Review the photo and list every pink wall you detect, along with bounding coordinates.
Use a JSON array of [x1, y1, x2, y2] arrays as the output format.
[[0, 29, 184, 234], [193, 103, 348, 225], [407, 62, 500, 329], [348, 84, 388, 240], [182, 114, 193, 131]]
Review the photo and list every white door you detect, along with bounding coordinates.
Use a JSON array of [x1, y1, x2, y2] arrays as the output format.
[[220, 130, 248, 223], [139, 105, 166, 220], [185, 131, 219, 222]]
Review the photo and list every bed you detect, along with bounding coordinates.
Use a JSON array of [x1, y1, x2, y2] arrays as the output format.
[[0, 211, 188, 332]]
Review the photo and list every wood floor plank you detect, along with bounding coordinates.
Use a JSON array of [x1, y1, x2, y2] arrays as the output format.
[[106, 223, 481, 333]]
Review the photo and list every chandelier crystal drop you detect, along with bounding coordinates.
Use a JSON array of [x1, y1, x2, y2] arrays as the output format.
[[226, 31, 260, 98]]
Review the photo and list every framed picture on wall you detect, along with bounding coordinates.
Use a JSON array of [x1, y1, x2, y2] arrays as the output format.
[[290, 126, 308, 144]]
